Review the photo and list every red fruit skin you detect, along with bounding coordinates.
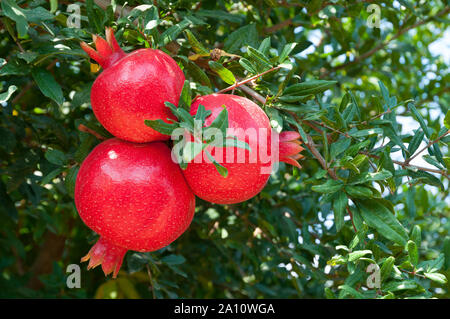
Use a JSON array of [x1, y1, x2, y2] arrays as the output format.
[[183, 94, 274, 204], [90, 49, 185, 143], [75, 138, 195, 254]]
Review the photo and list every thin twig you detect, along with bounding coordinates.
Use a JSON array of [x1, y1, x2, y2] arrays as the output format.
[[405, 130, 450, 164], [77, 124, 107, 140], [359, 151, 449, 179], [346, 206, 358, 233], [327, 7, 450, 73], [146, 264, 156, 299], [216, 66, 282, 94]]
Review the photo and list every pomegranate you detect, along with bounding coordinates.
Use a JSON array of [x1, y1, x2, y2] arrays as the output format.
[[182, 94, 304, 204], [75, 138, 195, 277], [81, 27, 185, 143]]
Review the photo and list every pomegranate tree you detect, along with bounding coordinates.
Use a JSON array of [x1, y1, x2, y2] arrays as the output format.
[[81, 27, 185, 143], [75, 138, 195, 277]]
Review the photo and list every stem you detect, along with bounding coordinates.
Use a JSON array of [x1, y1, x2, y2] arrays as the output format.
[[405, 130, 450, 164], [216, 66, 282, 94], [346, 206, 358, 233], [77, 124, 107, 140]]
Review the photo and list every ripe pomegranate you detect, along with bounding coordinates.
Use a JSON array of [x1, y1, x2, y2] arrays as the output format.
[[75, 138, 195, 277], [81, 27, 185, 143], [182, 94, 304, 204]]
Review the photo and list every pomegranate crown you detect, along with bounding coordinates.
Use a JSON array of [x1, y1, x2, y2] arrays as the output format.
[[80, 27, 126, 69], [278, 131, 304, 169]]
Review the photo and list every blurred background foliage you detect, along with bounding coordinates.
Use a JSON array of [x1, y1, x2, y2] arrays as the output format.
[[0, 0, 449, 299]]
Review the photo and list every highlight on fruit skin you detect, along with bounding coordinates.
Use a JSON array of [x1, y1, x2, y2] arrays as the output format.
[[80, 27, 126, 69], [278, 131, 304, 168]]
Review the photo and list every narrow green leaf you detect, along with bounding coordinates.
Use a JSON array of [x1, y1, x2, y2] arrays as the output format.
[[239, 58, 258, 74], [380, 256, 395, 281], [345, 185, 373, 198], [356, 199, 409, 246], [178, 80, 191, 111], [424, 272, 447, 284], [144, 119, 178, 135], [205, 151, 228, 178], [283, 80, 337, 96], [407, 240, 418, 267], [184, 30, 209, 54], [409, 103, 430, 138], [31, 68, 64, 105], [45, 149, 67, 166], [311, 180, 344, 193], [278, 43, 297, 63], [208, 61, 236, 85], [348, 250, 372, 262], [333, 192, 347, 232], [247, 46, 272, 69], [348, 128, 383, 138]]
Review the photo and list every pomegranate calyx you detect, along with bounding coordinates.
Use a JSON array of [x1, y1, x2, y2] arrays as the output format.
[[81, 237, 127, 278], [80, 27, 126, 69], [278, 131, 304, 168]]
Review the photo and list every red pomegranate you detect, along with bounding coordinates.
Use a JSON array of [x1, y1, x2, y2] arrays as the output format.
[[182, 94, 304, 204], [81, 27, 185, 143], [75, 138, 195, 277]]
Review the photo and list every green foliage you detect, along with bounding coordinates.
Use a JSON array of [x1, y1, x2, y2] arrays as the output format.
[[0, 0, 448, 299]]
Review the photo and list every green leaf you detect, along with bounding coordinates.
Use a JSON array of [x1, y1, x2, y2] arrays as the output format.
[[45, 149, 67, 166], [50, 0, 58, 13], [356, 199, 409, 246], [332, 192, 347, 232], [407, 130, 424, 155], [0, 85, 18, 103], [348, 128, 383, 138], [1, 0, 28, 38], [247, 46, 272, 70], [444, 110, 450, 129], [348, 250, 372, 262], [205, 151, 228, 178], [65, 166, 79, 198], [159, 19, 192, 46], [311, 179, 343, 193], [239, 58, 258, 74], [161, 254, 186, 265], [278, 43, 297, 63], [424, 273, 447, 285], [345, 185, 373, 198], [208, 106, 228, 136], [283, 80, 337, 96], [410, 225, 421, 248], [184, 30, 209, 55], [178, 80, 191, 111], [382, 280, 417, 292], [338, 284, 364, 298], [349, 169, 393, 185], [408, 103, 430, 138], [31, 68, 64, 105], [330, 138, 351, 158], [208, 61, 236, 85], [407, 240, 418, 267], [380, 256, 395, 281], [224, 24, 258, 53], [144, 119, 178, 136], [40, 168, 64, 185]]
